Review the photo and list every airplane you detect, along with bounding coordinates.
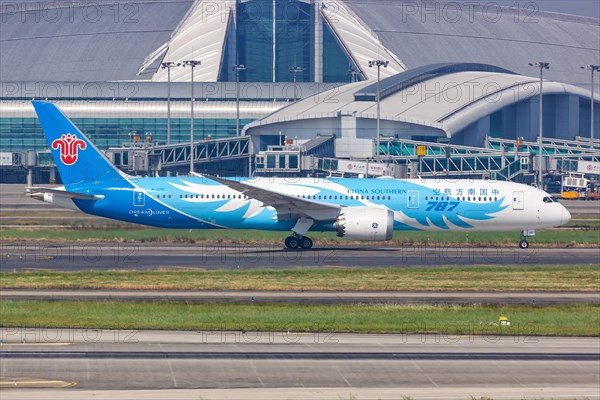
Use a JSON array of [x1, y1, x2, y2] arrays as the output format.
[[27, 101, 571, 250]]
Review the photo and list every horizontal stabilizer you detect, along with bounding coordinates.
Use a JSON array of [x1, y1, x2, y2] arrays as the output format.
[[26, 187, 103, 200]]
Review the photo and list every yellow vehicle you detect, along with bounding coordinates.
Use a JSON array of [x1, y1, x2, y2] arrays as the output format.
[[561, 191, 579, 200]]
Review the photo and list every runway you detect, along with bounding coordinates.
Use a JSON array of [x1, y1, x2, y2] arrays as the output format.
[[2, 288, 598, 305], [1, 329, 598, 399], [2, 242, 599, 271], [2, 186, 599, 399]]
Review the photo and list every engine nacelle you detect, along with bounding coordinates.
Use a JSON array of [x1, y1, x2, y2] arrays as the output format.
[[336, 207, 394, 241]]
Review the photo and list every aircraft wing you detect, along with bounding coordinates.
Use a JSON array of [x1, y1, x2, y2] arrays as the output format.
[[26, 187, 103, 200], [206, 175, 341, 221]]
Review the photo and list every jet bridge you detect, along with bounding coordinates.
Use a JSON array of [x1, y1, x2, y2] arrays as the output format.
[[106, 136, 250, 175]]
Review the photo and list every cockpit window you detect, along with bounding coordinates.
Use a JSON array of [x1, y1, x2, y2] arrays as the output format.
[[543, 196, 554, 203]]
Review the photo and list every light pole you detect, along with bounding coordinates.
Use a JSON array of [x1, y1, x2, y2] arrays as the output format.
[[289, 65, 304, 83], [581, 65, 600, 141], [289, 66, 304, 100], [161, 62, 180, 145], [232, 64, 247, 137], [529, 61, 550, 189], [369, 60, 388, 162], [182, 59, 201, 174], [348, 65, 359, 83]]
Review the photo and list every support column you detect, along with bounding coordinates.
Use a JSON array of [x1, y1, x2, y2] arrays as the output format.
[[27, 169, 33, 187], [556, 95, 579, 139], [313, 0, 323, 83], [518, 99, 539, 142]]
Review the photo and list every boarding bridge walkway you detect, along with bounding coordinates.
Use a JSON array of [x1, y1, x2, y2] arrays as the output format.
[[375, 137, 599, 180], [377, 138, 530, 180], [107, 136, 250, 173]]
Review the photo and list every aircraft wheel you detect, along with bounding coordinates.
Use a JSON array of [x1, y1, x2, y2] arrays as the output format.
[[519, 240, 529, 249], [300, 236, 313, 250], [285, 236, 300, 249]]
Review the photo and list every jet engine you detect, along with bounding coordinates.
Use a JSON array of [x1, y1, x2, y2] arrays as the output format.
[[336, 207, 394, 241]]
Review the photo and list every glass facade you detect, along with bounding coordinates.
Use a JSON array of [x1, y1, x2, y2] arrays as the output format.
[[322, 20, 354, 83], [0, 117, 255, 152], [274, 0, 312, 82], [237, 0, 274, 82], [232, 0, 354, 83]]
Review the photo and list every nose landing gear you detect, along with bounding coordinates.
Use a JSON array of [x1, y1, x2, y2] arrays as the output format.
[[519, 229, 535, 249]]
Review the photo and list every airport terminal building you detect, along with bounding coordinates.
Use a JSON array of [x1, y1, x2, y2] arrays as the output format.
[[1, 0, 599, 182]]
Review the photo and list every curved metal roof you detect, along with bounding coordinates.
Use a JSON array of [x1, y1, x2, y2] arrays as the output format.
[[343, 0, 599, 89], [244, 66, 596, 137], [354, 63, 516, 101], [0, 0, 193, 82], [1, 0, 598, 88]]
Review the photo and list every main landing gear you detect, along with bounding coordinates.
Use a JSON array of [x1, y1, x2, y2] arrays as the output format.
[[284, 235, 313, 250], [285, 217, 315, 250]]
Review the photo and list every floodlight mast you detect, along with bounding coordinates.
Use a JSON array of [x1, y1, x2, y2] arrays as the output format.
[[369, 60, 388, 163], [529, 61, 550, 189], [289, 66, 305, 101], [581, 65, 600, 141], [232, 64, 247, 137], [160, 62, 180, 145], [182, 60, 201, 174]]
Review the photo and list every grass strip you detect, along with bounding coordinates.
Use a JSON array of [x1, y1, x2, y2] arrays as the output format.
[[1, 301, 598, 336], [1, 266, 598, 291], [1, 228, 599, 246]]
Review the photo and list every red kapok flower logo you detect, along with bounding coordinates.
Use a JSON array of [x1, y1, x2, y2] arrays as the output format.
[[51, 133, 87, 165]]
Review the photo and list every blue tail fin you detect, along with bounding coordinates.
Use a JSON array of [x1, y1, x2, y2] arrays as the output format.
[[32, 101, 126, 189]]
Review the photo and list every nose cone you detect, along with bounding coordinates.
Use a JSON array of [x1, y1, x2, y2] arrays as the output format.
[[561, 206, 572, 226]]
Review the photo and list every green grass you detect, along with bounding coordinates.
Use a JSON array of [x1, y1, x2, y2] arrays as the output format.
[[2, 266, 598, 291], [566, 218, 600, 228], [1, 301, 597, 336], [1, 227, 599, 246]]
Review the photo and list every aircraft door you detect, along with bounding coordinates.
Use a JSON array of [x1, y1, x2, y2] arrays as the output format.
[[407, 190, 419, 209], [512, 191, 524, 210]]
